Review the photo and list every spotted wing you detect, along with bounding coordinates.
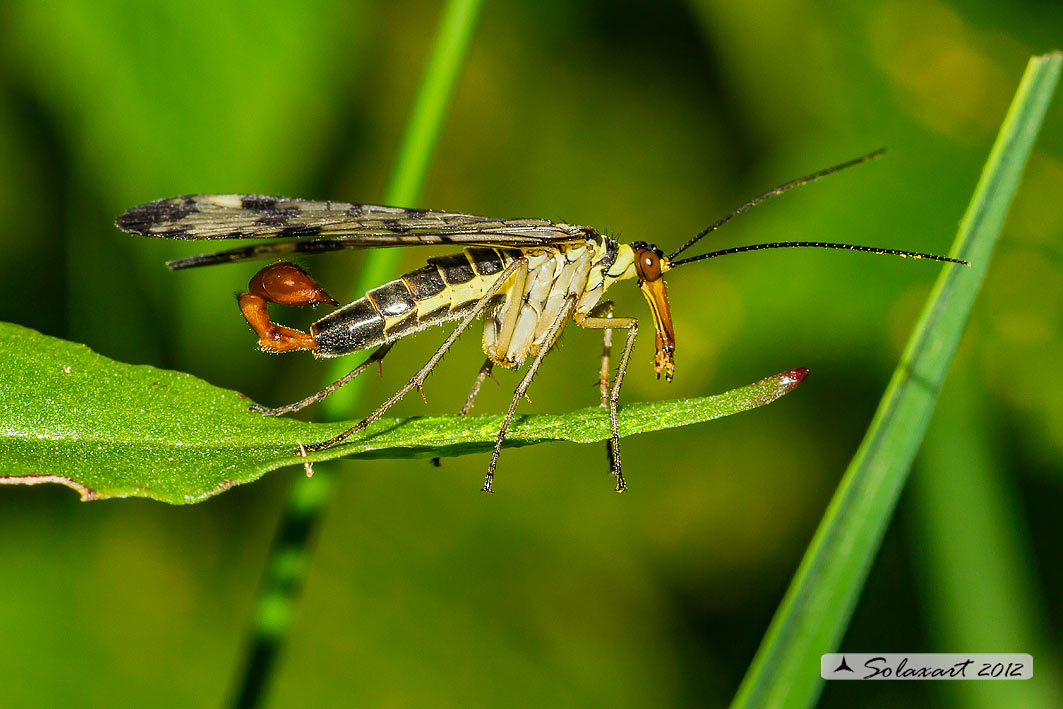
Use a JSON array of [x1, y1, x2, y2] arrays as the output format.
[[117, 194, 590, 270]]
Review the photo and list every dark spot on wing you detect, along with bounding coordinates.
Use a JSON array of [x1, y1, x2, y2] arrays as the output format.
[[255, 204, 306, 226], [116, 196, 199, 235], [281, 225, 323, 237], [241, 195, 302, 228], [241, 196, 278, 211], [291, 239, 352, 254]]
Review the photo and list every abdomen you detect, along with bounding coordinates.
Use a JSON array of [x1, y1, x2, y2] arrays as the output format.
[[311, 247, 518, 357]]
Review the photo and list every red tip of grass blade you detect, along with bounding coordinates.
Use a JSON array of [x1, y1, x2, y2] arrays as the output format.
[[744, 367, 808, 409], [783, 367, 808, 387]]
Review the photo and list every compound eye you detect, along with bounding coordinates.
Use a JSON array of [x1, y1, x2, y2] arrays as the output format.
[[635, 248, 662, 281]]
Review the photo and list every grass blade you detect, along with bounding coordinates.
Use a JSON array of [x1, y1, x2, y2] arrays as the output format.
[[910, 373, 1063, 708], [731, 51, 1062, 709], [228, 2, 485, 707]]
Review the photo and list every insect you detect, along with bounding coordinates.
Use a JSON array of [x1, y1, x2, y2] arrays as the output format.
[[116, 150, 967, 493]]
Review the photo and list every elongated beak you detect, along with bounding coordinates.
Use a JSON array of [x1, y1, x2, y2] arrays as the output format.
[[638, 277, 675, 381]]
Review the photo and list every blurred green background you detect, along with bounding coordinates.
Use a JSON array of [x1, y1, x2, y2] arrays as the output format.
[[1, 1, 1059, 707]]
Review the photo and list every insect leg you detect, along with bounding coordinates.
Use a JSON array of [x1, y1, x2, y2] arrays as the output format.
[[482, 295, 579, 493], [490, 264, 528, 359], [586, 301, 616, 407], [305, 257, 529, 452], [586, 300, 618, 472], [574, 311, 638, 492], [459, 359, 495, 416], [251, 343, 395, 416], [426, 359, 497, 468]]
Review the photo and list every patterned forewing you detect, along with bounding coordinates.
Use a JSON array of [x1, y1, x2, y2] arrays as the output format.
[[117, 194, 574, 242]]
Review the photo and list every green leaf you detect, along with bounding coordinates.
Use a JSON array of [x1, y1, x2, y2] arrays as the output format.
[[0, 321, 805, 504], [731, 52, 1062, 709]]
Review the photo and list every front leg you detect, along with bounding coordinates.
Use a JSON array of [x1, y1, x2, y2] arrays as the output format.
[[574, 309, 638, 492], [586, 300, 616, 408]]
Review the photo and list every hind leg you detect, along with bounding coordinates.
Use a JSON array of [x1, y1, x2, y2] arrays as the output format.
[[252, 343, 395, 416]]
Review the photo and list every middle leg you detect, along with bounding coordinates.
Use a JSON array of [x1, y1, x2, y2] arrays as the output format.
[[459, 358, 495, 416]]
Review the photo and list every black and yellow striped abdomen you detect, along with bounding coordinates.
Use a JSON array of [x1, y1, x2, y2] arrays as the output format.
[[311, 247, 518, 357]]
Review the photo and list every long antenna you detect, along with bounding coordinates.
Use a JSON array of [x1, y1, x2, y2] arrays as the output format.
[[667, 149, 886, 260], [668, 241, 968, 268]]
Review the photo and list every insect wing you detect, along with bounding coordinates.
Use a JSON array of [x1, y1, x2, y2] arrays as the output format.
[[116, 194, 591, 269], [117, 194, 565, 240]]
